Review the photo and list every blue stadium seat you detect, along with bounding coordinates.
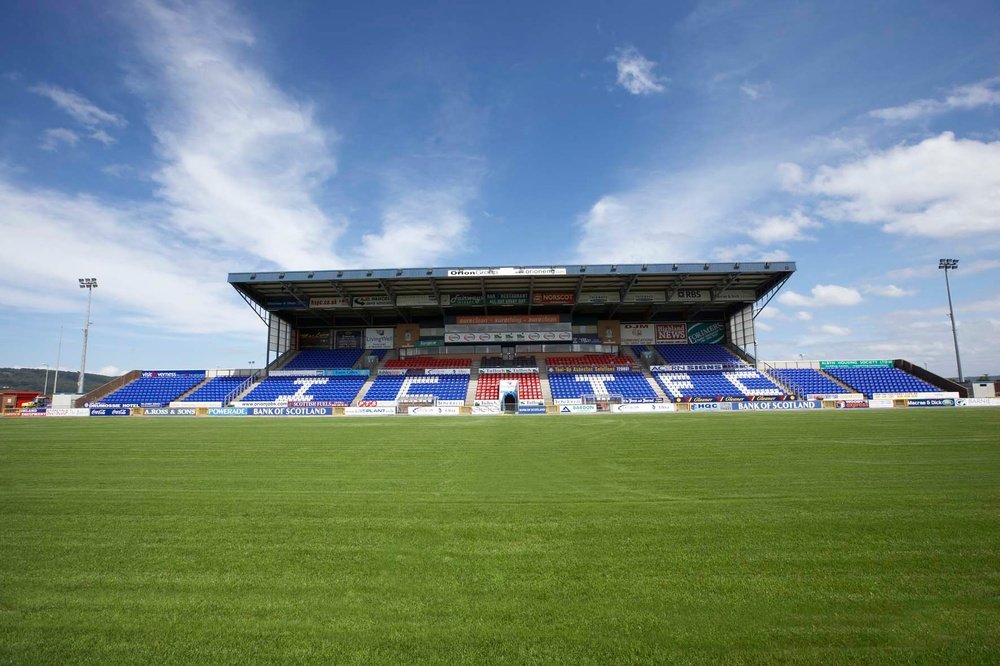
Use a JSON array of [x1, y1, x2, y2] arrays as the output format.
[[361, 374, 469, 402], [770, 368, 845, 396], [653, 370, 784, 399], [823, 367, 939, 398], [654, 344, 742, 365], [100, 373, 205, 407], [282, 349, 364, 370], [243, 376, 366, 404], [548, 372, 659, 401], [181, 376, 247, 402]]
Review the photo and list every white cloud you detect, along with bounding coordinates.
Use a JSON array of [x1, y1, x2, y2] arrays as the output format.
[[0, 179, 260, 335], [776, 162, 805, 191], [747, 210, 819, 244], [609, 46, 666, 95], [30, 83, 126, 128], [870, 78, 1000, 121], [39, 128, 80, 152], [358, 189, 472, 267], [795, 311, 812, 321], [129, 0, 346, 270], [817, 324, 851, 336], [739, 81, 770, 100], [97, 365, 123, 377], [805, 132, 1000, 238], [864, 284, 916, 298], [89, 129, 116, 146], [778, 284, 863, 308], [575, 161, 774, 263]]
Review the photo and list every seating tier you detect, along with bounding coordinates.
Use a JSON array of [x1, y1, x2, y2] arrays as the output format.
[[548, 372, 658, 401], [653, 344, 741, 365], [654, 370, 783, 399], [546, 354, 632, 367], [243, 376, 366, 404], [475, 373, 542, 400], [770, 368, 844, 396], [823, 367, 938, 398], [100, 374, 205, 407], [384, 357, 472, 369], [181, 376, 247, 402], [362, 374, 470, 402], [283, 349, 364, 370]]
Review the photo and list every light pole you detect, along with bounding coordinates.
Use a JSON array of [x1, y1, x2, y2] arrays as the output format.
[[53, 326, 63, 394], [77, 278, 98, 393], [42, 363, 50, 395], [938, 259, 963, 382]]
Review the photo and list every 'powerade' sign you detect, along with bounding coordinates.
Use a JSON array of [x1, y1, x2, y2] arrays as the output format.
[[208, 407, 249, 416], [734, 400, 821, 411]]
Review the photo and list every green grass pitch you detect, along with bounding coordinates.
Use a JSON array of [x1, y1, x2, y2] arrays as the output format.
[[1, 410, 999, 664]]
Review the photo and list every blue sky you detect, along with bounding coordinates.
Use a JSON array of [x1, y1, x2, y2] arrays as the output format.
[[1, 0, 998, 379]]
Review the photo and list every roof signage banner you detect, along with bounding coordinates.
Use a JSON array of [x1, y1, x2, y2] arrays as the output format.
[[669, 289, 710, 302], [531, 292, 575, 305], [351, 295, 393, 308], [456, 315, 561, 324], [265, 298, 307, 310], [486, 292, 528, 306], [444, 331, 572, 343], [309, 297, 350, 309], [441, 294, 484, 307], [578, 292, 620, 305], [714, 289, 756, 302], [622, 291, 666, 304], [446, 267, 567, 277], [395, 294, 437, 306]]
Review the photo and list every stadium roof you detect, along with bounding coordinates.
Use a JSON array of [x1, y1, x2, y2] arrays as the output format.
[[229, 262, 796, 328]]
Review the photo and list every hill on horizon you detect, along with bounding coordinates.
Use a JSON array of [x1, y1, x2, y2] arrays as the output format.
[[0, 368, 115, 394]]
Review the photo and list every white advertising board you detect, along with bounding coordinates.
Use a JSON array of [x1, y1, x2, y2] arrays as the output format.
[[408, 406, 461, 416], [612, 403, 676, 413], [365, 327, 395, 349], [620, 323, 655, 344], [344, 406, 396, 416]]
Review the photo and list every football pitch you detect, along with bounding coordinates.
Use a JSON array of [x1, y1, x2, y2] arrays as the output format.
[[1, 411, 998, 663]]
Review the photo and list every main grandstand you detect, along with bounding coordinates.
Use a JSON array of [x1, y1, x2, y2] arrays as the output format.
[[73, 262, 968, 413]]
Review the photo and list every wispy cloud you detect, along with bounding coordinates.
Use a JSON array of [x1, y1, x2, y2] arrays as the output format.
[[870, 78, 1000, 121], [609, 46, 666, 96], [129, 0, 344, 270], [358, 189, 473, 267], [39, 128, 80, 152], [739, 81, 770, 100], [574, 160, 773, 263], [30, 82, 126, 128]]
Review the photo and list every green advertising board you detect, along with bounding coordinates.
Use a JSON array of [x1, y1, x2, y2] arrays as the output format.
[[819, 360, 893, 369], [686, 321, 724, 344]]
